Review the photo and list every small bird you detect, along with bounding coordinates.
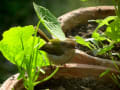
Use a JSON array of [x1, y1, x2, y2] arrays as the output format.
[[40, 38, 76, 64], [37, 28, 76, 65]]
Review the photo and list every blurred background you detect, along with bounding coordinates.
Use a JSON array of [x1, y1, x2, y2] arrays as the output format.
[[0, 0, 113, 84]]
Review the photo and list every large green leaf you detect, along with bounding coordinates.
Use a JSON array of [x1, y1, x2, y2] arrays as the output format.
[[33, 2, 66, 40], [0, 25, 49, 68]]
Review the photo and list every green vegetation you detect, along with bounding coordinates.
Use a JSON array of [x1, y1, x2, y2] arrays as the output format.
[[0, 2, 65, 90], [0, 0, 119, 89], [76, 0, 120, 87]]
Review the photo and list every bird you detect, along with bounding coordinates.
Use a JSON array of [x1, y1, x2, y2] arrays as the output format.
[[37, 28, 76, 65]]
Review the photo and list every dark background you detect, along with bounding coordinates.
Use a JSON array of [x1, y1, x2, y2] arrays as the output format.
[[0, 0, 113, 83]]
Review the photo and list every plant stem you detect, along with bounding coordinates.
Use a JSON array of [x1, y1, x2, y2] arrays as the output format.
[[39, 67, 59, 84], [28, 84, 34, 90]]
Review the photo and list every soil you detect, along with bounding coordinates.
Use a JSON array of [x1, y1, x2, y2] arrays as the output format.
[[35, 77, 118, 90], [66, 22, 120, 60]]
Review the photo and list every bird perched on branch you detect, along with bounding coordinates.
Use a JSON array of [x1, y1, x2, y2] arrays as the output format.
[[37, 28, 76, 65]]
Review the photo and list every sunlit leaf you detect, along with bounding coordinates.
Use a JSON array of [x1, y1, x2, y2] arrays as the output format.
[[0, 25, 49, 68], [33, 2, 66, 40], [94, 16, 116, 32], [75, 36, 92, 49], [92, 16, 116, 40], [99, 69, 110, 78], [105, 17, 120, 42]]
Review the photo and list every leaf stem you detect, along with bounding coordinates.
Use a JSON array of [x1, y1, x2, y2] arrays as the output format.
[[38, 67, 59, 84]]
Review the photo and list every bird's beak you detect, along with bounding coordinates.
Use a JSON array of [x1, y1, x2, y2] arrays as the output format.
[[39, 45, 45, 50]]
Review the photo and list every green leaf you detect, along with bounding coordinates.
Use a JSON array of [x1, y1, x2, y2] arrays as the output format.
[[99, 69, 110, 78], [95, 16, 116, 31], [92, 32, 100, 40], [105, 17, 120, 42], [96, 16, 116, 25], [92, 16, 116, 39], [96, 44, 114, 55], [33, 2, 66, 40], [75, 36, 92, 49], [0, 25, 49, 68], [92, 16, 116, 40], [92, 32, 107, 41]]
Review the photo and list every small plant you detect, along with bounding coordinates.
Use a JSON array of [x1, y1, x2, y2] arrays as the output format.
[[0, 2, 66, 90], [77, 0, 120, 87]]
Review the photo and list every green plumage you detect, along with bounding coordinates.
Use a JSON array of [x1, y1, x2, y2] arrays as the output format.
[[40, 39, 76, 56]]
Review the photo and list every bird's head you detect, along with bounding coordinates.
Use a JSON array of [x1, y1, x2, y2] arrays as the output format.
[[40, 38, 76, 56]]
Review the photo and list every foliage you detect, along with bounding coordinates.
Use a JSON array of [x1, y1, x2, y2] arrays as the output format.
[[100, 58, 120, 88], [76, 0, 120, 87], [33, 2, 66, 41], [105, 17, 120, 42], [75, 36, 93, 50], [0, 25, 48, 67], [0, 2, 66, 90], [0, 25, 48, 90]]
